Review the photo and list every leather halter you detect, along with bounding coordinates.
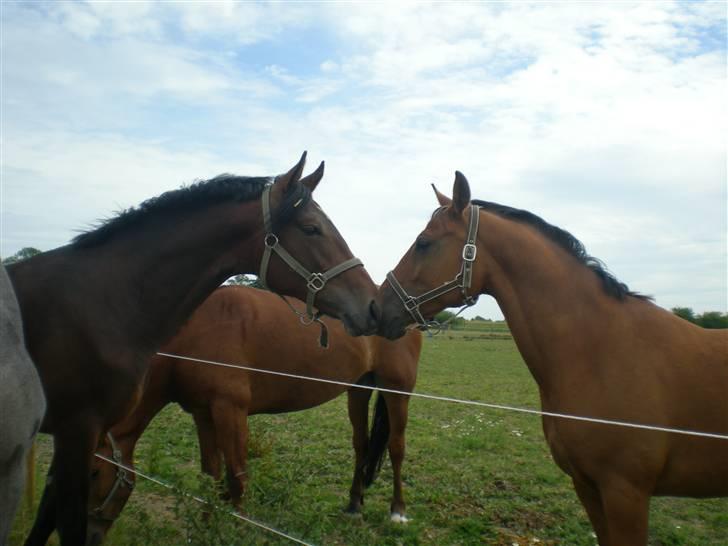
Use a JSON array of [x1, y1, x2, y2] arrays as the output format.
[[258, 184, 364, 322], [386, 204, 480, 330], [89, 432, 134, 522]]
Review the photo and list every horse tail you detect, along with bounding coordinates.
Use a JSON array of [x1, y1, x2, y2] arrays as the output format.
[[24, 440, 36, 512], [363, 393, 390, 488]]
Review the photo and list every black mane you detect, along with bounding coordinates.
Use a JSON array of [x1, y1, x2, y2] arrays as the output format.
[[472, 199, 651, 301], [73, 174, 310, 248]]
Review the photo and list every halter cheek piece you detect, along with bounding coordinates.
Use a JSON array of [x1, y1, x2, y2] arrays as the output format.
[[386, 204, 480, 331], [258, 184, 364, 347], [88, 432, 135, 522]]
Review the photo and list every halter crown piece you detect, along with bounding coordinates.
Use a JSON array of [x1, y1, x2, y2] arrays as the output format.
[[258, 184, 364, 348], [386, 203, 480, 332]]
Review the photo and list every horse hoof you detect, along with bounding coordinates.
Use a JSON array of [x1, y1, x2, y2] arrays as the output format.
[[344, 504, 362, 516], [390, 512, 409, 523]]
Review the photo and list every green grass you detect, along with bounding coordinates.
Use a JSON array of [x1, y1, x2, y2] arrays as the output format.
[[10, 336, 728, 545]]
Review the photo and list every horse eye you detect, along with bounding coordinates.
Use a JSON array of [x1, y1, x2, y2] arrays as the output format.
[[415, 237, 431, 252], [91, 469, 100, 479], [301, 225, 321, 236]]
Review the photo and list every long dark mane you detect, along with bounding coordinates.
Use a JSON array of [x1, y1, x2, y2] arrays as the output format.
[[472, 200, 651, 301], [73, 174, 310, 248]]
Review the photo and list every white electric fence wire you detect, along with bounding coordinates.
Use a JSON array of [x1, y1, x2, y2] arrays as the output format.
[[158, 351, 728, 441], [93, 453, 314, 546]]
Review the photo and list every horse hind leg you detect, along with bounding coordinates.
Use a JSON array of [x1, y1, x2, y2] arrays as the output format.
[[345, 387, 373, 514], [211, 401, 249, 510]]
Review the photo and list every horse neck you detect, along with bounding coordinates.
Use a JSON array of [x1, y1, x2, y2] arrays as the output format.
[[94, 200, 263, 349], [479, 213, 614, 392], [110, 358, 174, 451]]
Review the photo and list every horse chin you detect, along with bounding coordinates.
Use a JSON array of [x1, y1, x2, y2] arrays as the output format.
[[377, 318, 408, 341], [341, 313, 377, 337]]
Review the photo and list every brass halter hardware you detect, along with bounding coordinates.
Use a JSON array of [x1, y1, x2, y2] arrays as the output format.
[[386, 204, 480, 331]]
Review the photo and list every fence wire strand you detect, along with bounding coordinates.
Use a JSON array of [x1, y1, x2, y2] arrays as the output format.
[[157, 351, 728, 441], [93, 452, 314, 546]]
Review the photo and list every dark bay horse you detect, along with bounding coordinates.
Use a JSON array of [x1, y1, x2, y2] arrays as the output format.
[[7, 153, 379, 546], [377, 172, 728, 546], [85, 285, 421, 543], [0, 265, 45, 544]]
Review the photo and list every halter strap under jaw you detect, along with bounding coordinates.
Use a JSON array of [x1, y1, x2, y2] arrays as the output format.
[[386, 203, 480, 331], [258, 185, 364, 343]]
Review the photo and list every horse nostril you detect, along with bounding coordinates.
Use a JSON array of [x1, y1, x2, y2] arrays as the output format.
[[369, 299, 381, 323]]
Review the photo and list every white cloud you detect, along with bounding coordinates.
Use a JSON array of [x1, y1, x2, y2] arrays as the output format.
[[2, 1, 725, 317]]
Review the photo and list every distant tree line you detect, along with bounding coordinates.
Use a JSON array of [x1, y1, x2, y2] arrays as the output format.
[[2, 246, 42, 265], [3, 248, 726, 330], [671, 307, 728, 329]]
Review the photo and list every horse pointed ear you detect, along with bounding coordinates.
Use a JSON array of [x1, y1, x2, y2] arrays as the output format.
[[300, 161, 324, 192], [275, 151, 307, 193], [452, 171, 471, 215], [431, 184, 451, 207]]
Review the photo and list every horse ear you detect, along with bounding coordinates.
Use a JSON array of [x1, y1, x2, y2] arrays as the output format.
[[451, 171, 471, 215], [431, 184, 451, 207], [300, 161, 324, 192], [275, 151, 307, 193]]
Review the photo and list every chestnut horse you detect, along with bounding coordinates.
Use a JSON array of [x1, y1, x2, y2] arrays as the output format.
[[85, 286, 421, 543], [377, 172, 728, 546], [7, 153, 379, 546]]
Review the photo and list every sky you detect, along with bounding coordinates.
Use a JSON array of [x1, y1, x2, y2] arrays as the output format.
[[1, 1, 726, 320]]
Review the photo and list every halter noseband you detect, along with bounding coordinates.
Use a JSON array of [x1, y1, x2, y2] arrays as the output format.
[[258, 184, 364, 345], [386, 204, 480, 331], [89, 432, 134, 522]]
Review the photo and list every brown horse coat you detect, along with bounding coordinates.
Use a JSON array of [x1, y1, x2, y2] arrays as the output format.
[[377, 172, 727, 546], [88, 286, 422, 540]]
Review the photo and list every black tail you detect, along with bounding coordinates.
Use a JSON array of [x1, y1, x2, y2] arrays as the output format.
[[362, 393, 390, 487]]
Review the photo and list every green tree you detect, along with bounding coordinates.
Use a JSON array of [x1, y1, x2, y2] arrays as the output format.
[[224, 274, 264, 289], [695, 311, 728, 329], [2, 247, 42, 265], [671, 307, 696, 323]]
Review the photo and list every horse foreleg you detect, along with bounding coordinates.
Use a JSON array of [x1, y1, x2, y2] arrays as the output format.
[[55, 424, 100, 546], [381, 391, 410, 523], [572, 477, 608, 545], [598, 478, 650, 546], [23, 457, 57, 546], [211, 402, 249, 510], [345, 388, 372, 514]]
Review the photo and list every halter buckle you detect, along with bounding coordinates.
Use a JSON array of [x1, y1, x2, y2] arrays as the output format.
[[404, 297, 420, 313], [462, 243, 477, 262], [264, 233, 279, 248], [307, 273, 326, 292]]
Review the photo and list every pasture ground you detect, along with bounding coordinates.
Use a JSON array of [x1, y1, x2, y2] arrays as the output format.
[[10, 327, 728, 545]]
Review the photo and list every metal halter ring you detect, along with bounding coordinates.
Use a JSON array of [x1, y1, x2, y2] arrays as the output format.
[[463, 243, 477, 262], [307, 273, 326, 293], [264, 233, 279, 248]]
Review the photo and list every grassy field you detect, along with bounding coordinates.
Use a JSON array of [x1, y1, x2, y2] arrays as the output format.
[[10, 334, 728, 545]]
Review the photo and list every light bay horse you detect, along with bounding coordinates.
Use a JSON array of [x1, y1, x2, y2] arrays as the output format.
[[377, 172, 727, 546], [86, 286, 421, 544]]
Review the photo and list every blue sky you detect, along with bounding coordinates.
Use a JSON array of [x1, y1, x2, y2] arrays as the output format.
[[1, 1, 726, 319]]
